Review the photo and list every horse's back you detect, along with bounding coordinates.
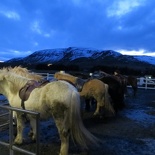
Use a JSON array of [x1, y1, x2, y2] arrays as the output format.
[[82, 78, 105, 92]]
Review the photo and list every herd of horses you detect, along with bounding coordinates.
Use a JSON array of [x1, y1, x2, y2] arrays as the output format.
[[0, 66, 138, 155]]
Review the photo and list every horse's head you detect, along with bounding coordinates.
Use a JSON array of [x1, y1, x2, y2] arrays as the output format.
[[0, 68, 30, 94], [54, 72, 60, 79]]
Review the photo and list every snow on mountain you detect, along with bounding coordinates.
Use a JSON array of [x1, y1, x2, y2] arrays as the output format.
[[7, 47, 121, 64], [0, 48, 121, 63], [37, 47, 110, 61], [134, 55, 155, 65], [64, 47, 100, 60], [3, 47, 155, 67]]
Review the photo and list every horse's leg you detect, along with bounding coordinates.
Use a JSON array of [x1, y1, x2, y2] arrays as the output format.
[[53, 110, 70, 155], [132, 86, 137, 97], [12, 111, 17, 137], [93, 97, 101, 115], [29, 117, 36, 141], [85, 99, 91, 111], [14, 112, 24, 144], [57, 123, 69, 155]]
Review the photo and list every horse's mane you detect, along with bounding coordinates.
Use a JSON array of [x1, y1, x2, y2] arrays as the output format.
[[7, 66, 43, 81], [0, 68, 30, 94], [54, 72, 78, 84]]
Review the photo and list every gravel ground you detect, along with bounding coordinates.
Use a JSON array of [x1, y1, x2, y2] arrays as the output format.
[[0, 88, 155, 155]]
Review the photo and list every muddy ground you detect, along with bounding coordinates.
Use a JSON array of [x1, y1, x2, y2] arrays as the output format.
[[0, 88, 155, 155]]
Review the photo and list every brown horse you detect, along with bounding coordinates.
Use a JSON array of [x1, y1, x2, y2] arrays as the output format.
[[54, 72, 115, 116], [100, 71, 137, 97], [126, 76, 138, 96], [114, 74, 138, 97]]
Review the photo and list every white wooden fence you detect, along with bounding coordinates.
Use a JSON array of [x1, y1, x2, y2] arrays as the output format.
[[36, 72, 155, 90], [137, 77, 155, 89]]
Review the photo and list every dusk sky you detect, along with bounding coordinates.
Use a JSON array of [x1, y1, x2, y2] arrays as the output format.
[[1, 0, 155, 61]]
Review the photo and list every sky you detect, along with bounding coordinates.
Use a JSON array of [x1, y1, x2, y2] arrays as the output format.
[[0, 0, 155, 61]]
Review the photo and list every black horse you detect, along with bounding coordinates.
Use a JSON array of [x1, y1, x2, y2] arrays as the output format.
[[99, 76, 126, 112]]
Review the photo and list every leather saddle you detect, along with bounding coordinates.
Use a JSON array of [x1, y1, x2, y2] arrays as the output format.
[[75, 78, 88, 92], [19, 80, 49, 109]]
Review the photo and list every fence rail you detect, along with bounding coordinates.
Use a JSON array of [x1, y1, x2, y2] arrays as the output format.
[[36, 72, 155, 90], [136, 77, 155, 89], [0, 105, 40, 155]]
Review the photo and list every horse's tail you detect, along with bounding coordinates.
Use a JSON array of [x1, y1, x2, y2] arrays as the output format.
[[69, 91, 101, 149], [104, 84, 115, 115]]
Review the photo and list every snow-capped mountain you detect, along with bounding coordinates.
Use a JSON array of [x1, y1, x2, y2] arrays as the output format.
[[133, 55, 155, 65], [3, 47, 155, 70]]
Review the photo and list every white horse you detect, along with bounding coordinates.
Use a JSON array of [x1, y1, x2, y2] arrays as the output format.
[[5, 66, 44, 124], [0, 68, 100, 155]]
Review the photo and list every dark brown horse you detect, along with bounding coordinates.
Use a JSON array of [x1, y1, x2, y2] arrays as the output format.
[[100, 71, 137, 97], [99, 76, 126, 112], [126, 76, 138, 96]]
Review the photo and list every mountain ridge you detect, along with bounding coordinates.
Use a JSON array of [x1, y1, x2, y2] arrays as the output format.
[[2, 47, 155, 72]]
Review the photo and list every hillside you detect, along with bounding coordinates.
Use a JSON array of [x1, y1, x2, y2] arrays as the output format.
[[1, 47, 155, 75]]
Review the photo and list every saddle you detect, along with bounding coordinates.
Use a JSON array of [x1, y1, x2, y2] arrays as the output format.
[[75, 78, 88, 92], [19, 80, 49, 109]]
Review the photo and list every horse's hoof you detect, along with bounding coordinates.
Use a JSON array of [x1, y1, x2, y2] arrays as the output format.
[[92, 113, 101, 119], [14, 137, 23, 145], [31, 135, 36, 142], [14, 140, 23, 145], [28, 131, 33, 137], [93, 112, 100, 116]]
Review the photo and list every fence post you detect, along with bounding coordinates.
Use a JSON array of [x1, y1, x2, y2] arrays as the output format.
[[0, 105, 40, 155], [9, 110, 14, 155], [145, 77, 148, 89]]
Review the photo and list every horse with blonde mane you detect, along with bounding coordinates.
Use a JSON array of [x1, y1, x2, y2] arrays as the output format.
[[7, 66, 44, 81], [0, 68, 100, 155], [54, 72, 115, 116], [5, 66, 44, 124]]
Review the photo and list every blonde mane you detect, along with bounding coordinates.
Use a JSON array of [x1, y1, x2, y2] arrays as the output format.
[[54, 72, 78, 84], [0, 69, 29, 94], [7, 66, 43, 81]]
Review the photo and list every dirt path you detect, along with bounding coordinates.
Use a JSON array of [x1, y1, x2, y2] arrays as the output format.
[[0, 88, 155, 155]]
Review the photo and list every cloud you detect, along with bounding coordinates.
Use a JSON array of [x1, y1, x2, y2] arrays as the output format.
[[0, 0, 155, 61], [31, 20, 42, 34], [118, 49, 155, 56], [0, 10, 20, 20], [30, 20, 55, 38], [0, 49, 32, 61], [107, 0, 145, 17]]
